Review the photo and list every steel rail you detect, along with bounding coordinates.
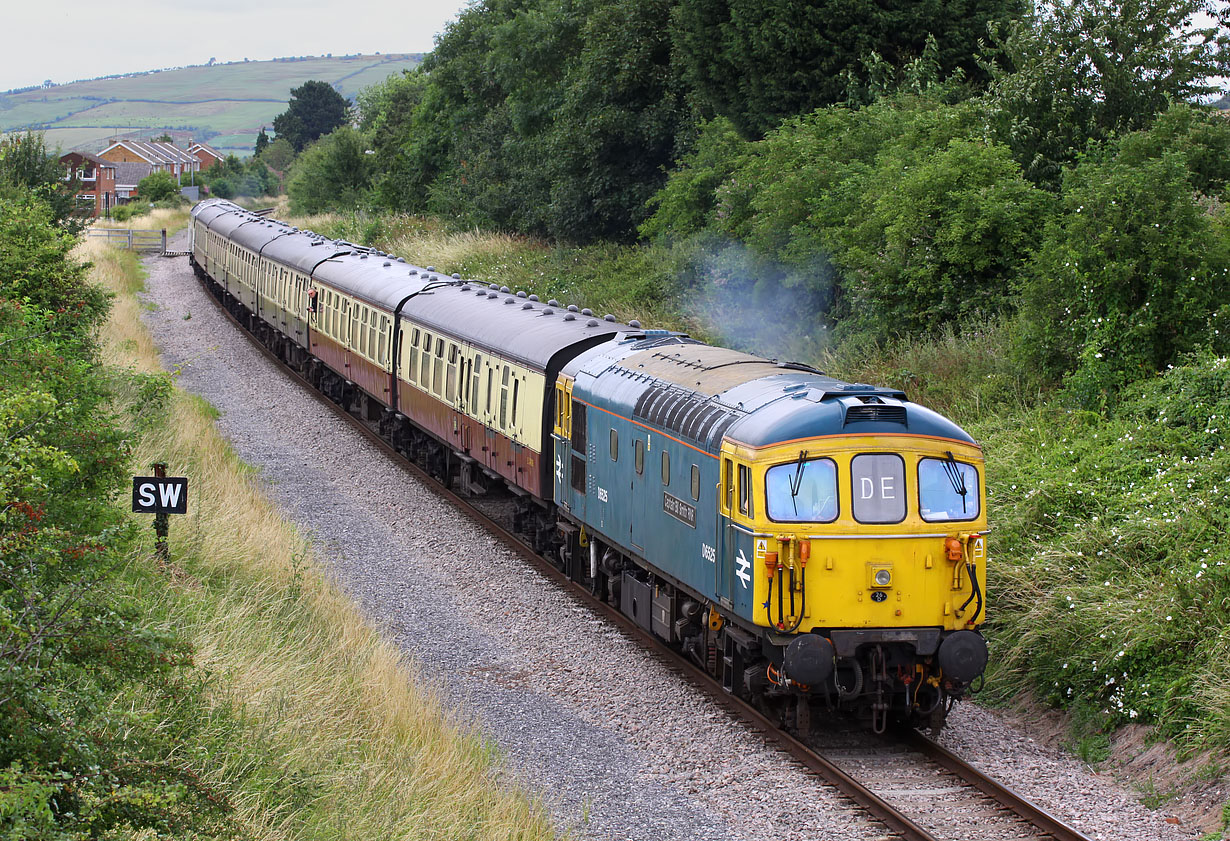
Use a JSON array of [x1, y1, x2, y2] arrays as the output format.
[[904, 730, 1095, 841], [187, 262, 1093, 841]]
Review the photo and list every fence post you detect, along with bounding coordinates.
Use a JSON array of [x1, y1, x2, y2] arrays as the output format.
[[161, 229, 167, 254], [128, 229, 134, 250]]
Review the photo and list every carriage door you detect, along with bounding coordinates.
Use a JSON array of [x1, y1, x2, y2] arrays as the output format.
[[459, 354, 473, 453]]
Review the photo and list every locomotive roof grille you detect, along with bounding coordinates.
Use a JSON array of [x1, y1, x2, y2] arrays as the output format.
[[844, 403, 907, 425]]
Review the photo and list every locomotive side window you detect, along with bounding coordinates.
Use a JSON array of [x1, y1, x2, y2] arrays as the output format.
[[609, 428, 618, 461], [661, 450, 670, 485], [571, 402, 587, 452], [851, 453, 906, 524], [691, 464, 700, 501], [738, 464, 753, 517], [918, 456, 980, 522], [634, 439, 644, 476]]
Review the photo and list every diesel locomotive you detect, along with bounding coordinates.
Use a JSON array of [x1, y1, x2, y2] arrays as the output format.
[[189, 199, 988, 733]]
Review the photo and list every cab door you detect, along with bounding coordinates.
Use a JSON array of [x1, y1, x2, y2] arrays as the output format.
[[716, 454, 755, 612]]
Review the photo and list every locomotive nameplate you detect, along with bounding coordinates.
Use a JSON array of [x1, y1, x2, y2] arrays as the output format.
[[663, 491, 696, 528]]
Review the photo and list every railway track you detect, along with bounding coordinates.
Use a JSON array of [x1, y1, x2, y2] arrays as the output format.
[[187, 259, 1095, 841]]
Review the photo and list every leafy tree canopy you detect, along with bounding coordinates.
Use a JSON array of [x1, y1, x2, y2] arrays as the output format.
[[287, 125, 372, 213], [0, 132, 82, 231], [273, 80, 350, 152], [671, 0, 1027, 138], [982, 0, 1230, 185]]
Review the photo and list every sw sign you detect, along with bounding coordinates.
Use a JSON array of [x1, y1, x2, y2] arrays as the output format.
[[132, 476, 188, 514]]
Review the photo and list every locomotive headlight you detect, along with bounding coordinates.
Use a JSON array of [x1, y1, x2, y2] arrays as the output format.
[[870, 565, 893, 589]]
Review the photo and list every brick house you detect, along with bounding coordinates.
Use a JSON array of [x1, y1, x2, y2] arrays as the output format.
[[187, 140, 225, 171], [59, 151, 118, 217], [98, 139, 200, 183]]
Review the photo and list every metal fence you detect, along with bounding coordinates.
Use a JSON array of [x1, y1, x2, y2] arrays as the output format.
[[87, 228, 167, 253]]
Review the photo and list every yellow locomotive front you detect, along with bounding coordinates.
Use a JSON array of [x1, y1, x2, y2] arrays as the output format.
[[720, 431, 988, 731]]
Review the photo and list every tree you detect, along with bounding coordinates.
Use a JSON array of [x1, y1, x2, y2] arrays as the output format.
[[671, 0, 1026, 138], [259, 137, 296, 172], [138, 170, 179, 201], [254, 126, 270, 156], [1017, 118, 1230, 402], [272, 80, 350, 152], [545, 0, 697, 241], [983, 0, 1230, 185], [286, 126, 372, 213], [0, 131, 80, 230]]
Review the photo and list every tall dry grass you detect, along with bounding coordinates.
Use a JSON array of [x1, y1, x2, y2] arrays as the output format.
[[86, 236, 559, 839]]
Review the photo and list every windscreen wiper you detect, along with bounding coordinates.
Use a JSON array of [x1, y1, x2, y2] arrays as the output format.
[[943, 451, 969, 514], [788, 449, 809, 517]]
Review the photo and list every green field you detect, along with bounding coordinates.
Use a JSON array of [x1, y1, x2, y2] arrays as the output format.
[[0, 54, 421, 156]]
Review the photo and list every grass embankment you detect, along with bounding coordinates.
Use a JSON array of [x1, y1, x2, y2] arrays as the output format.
[[91, 218, 558, 838], [284, 211, 1230, 812]]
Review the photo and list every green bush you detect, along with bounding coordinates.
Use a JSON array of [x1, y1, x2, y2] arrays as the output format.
[[977, 356, 1230, 747], [1018, 139, 1230, 408], [138, 170, 180, 202]]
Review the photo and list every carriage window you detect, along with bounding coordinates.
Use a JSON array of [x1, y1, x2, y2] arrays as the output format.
[[408, 329, 419, 383], [851, 454, 906, 524], [511, 379, 520, 426], [609, 428, 618, 461], [691, 465, 700, 501], [486, 366, 494, 413], [738, 464, 753, 517], [919, 456, 980, 522], [661, 450, 670, 485], [421, 333, 432, 384], [766, 457, 838, 523], [634, 439, 644, 476], [472, 354, 483, 408], [499, 367, 510, 428]]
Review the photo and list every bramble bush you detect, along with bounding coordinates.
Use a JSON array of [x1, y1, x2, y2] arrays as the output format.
[[978, 356, 1230, 748]]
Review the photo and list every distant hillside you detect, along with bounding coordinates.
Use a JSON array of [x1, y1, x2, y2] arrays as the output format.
[[0, 54, 422, 156]]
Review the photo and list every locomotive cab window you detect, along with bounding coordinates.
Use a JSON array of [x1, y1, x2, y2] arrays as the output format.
[[851, 453, 906, 524], [738, 463, 753, 517], [918, 456, 980, 522], [766, 457, 837, 523]]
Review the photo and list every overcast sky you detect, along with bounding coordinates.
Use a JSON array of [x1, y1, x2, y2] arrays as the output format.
[[4, 0, 473, 91]]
